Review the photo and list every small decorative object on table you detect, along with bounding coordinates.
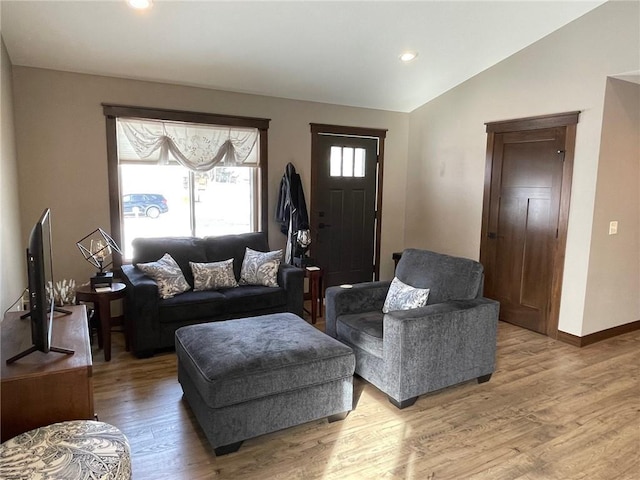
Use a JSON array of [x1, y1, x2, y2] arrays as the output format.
[[46, 278, 77, 306], [76, 228, 122, 289]]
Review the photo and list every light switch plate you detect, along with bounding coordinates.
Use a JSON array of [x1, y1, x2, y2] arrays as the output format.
[[609, 221, 618, 235]]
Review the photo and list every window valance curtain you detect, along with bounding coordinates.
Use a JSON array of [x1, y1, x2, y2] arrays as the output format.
[[117, 118, 258, 171]]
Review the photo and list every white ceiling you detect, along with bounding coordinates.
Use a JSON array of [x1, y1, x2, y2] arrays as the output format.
[[1, 0, 606, 112]]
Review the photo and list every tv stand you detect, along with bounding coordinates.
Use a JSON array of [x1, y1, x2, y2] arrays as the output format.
[[1, 306, 93, 442], [8, 307, 75, 364], [5, 344, 74, 365], [20, 306, 72, 320]]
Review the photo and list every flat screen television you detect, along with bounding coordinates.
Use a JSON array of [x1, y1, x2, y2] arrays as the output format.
[[6, 208, 73, 364]]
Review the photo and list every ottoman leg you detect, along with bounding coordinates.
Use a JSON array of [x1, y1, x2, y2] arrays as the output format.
[[328, 411, 349, 423], [214, 441, 243, 456], [388, 396, 418, 409]]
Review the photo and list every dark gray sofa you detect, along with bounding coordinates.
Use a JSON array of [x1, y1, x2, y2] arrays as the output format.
[[325, 248, 499, 408], [121, 232, 304, 358]]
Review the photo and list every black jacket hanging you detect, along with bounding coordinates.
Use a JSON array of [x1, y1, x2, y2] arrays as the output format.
[[275, 163, 310, 262]]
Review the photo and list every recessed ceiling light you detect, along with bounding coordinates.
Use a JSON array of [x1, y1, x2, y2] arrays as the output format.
[[399, 51, 418, 63], [127, 0, 153, 10]]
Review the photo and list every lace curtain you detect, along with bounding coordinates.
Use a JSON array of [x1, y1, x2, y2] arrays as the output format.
[[118, 118, 258, 171]]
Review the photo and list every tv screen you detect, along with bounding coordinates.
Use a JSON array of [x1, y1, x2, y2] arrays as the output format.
[[5, 209, 73, 364], [26, 208, 55, 353]]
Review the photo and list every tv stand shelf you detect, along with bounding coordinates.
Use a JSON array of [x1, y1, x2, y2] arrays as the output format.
[[1, 305, 94, 442]]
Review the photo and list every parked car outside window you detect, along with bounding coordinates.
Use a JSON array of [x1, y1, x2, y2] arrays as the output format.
[[122, 194, 169, 219]]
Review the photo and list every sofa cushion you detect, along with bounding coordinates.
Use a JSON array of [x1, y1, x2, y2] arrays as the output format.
[[239, 248, 282, 287], [382, 277, 430, 313], [158, 290, 227, 324], [204, 233, 270, 280], [175, 313, 355, 408], [190, 259, 238, 291], [336, 311, 384, 358], [396, 248, 484, 304], [137, 253, 191, 299], [132, 237, 207, 287], [220, 285, 288, 314]]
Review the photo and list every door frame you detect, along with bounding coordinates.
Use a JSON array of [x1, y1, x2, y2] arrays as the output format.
[[310, 123, 387, 281], [480, 111, 579, 338]]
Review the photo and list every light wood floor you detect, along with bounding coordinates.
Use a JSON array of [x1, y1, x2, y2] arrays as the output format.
[[92, 309, 640, 480]]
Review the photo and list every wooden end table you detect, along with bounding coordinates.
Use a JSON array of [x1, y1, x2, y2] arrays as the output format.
[[304, 267, 324, 324], [75, 282, 127, 362], [393, 252, 402, 270]]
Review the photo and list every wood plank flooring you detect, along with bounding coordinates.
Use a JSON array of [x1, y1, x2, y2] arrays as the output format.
[[92, 310, 640, 480]]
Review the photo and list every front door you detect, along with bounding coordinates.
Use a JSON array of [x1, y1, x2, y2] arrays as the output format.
[[481, 113, 578, 336], [310, 125, 386, 287]]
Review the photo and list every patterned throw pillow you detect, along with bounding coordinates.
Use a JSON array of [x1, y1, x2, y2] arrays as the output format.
[[239, 248, 282, 287], [382, 277, 430, 313], [190, 259, 238, 291], [137, 253, 191, 299]]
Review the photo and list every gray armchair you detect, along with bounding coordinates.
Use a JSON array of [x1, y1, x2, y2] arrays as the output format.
[[325, 248, 499, 409]]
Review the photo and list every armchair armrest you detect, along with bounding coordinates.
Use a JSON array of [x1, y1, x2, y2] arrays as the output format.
[[325, 281, 391, 337], [383, 297, 499, 402], [120, 264, 161, 357], [277, 263, 304, 317]]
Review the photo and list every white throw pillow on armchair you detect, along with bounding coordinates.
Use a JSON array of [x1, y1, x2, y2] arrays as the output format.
[[382, 276, 430, 313]]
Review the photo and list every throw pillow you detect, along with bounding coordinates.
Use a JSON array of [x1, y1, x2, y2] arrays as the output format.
[[382, 276, 430, 313], [137, 253, 191, 299], [239, 248, 282, 287], [190, 259, 238, 291]]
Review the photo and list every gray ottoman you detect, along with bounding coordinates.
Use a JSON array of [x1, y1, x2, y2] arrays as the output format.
[[175, 313, 355, 456]]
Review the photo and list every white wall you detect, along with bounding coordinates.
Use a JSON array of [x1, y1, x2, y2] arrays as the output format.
[[0, 37, 25, 314], [11, 68, 408, 285], [583, 77, 640, 335], [406, 1, 640, 336]]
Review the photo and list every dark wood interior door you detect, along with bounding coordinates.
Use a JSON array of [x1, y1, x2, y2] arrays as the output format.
[[312, 134, 379, 287], [481, 119, 575, 335]]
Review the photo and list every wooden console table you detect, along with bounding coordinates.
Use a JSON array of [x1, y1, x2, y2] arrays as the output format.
[[1, 305, 94, 442]]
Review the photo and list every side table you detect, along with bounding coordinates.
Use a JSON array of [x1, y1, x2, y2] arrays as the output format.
[[304, 267, 324, 324], [76, 282, 127, 362], [393, 252, 402, 270]]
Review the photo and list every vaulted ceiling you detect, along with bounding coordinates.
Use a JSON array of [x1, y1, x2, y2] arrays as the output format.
[[1, 1, 606, 112]]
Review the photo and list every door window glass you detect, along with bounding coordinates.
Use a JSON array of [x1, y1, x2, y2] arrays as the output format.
[[329, 146, 366, 178]]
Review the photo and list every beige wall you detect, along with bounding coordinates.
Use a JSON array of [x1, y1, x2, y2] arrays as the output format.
[[11, 68, 408, 286], [583, 78, 640, 335], [8, 1, 637, 338], [0, 37, 25, 314], [406, 1, 640, 336]]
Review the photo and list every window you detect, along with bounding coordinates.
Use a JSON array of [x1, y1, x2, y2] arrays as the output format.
[[103, 105, 270, 263], [330, 146, 366, 177]]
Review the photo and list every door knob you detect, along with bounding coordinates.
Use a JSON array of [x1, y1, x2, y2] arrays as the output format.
[[488, 232, 497, 239], [318, 223, 331, 229]]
